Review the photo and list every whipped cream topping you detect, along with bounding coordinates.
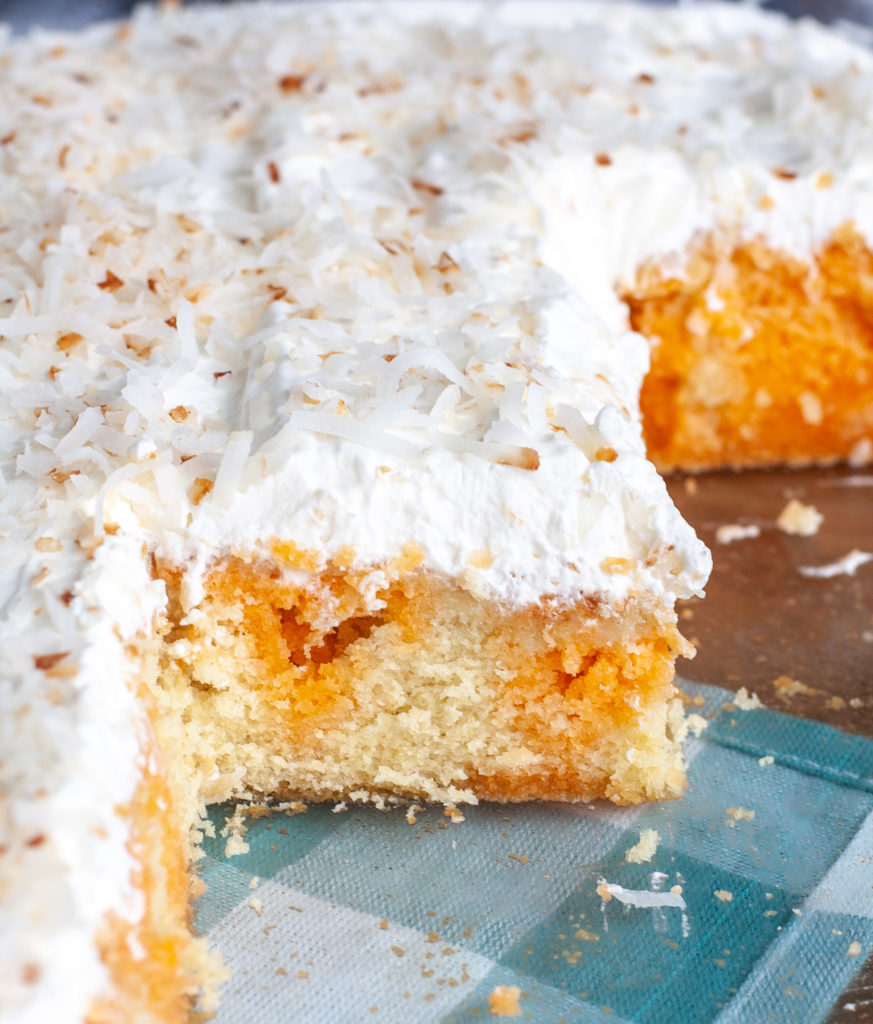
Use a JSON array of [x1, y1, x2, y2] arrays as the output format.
[[4, 0, 871, 1017]]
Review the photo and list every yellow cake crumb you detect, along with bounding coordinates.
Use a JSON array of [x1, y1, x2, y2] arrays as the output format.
[[726, 806, 755, 821], [488, 985, 522, 1017], [733, 687, 763, 710], [773, 675, 816, 699], [625, 828, 660, 864], [596, 883, 613, 903], [776, 498, 823, 536], [685, 713, 708, 737]]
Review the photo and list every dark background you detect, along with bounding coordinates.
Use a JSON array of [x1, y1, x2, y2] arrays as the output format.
[[1, 0, 873, 32]]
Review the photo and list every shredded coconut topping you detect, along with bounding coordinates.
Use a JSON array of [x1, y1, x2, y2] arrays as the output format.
[[597, 878, 687, 910], [715, 523, 761, 545], [798, 549, 873, 578]]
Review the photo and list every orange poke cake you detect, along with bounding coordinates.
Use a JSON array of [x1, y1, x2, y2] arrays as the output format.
[[1, 1, 872, 1021]]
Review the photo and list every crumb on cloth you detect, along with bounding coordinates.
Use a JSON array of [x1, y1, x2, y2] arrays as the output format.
[[223, 804, 250, 858], [625, 828, 660, 864], [685, 712, 708, 737], [733, 686, 763, 710], [488, 984, 522, 1017], [726, 806, 755, 822]]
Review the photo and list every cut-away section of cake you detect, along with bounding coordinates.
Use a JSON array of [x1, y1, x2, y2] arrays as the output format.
[[629, 226, 873, 471], [86, 667, 226, 1024], [149, 548, 692, 811]]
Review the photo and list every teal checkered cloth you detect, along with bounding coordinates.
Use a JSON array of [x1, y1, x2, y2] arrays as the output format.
[[196, 681, 873, 1023]]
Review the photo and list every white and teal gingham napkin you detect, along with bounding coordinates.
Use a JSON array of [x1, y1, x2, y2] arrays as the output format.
[[195, 680, 873, 1023]]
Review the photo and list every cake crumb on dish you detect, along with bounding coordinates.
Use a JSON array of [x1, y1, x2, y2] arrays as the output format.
[[776, 498, 824, 536], [714, 890, 734, 903], [773, 675, 816, 700], [733, 687, 763, 711], [715, 523, 761, 545]]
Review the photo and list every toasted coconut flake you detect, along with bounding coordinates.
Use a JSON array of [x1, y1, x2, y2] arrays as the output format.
[[497, 447, 539, 471], [33, 652, 70, 672], [97, 270, 123, 292], [278, 73, 307, 93]]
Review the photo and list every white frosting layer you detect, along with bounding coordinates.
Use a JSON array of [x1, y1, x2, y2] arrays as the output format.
[[5, 0, 872, 1017]]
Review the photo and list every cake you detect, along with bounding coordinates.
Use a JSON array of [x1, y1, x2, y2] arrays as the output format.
[[1, 2, 871, 1021]]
